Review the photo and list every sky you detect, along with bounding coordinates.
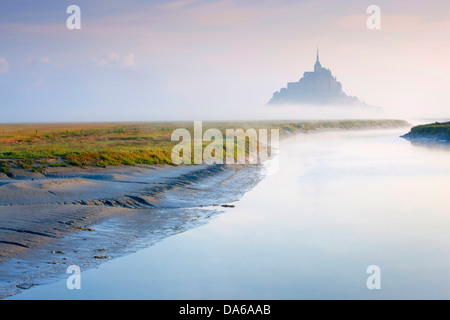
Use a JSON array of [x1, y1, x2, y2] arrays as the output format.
[[0, 0, 449, 122]]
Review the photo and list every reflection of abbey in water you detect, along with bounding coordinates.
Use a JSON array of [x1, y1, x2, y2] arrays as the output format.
[[268, 49, 368, 106]]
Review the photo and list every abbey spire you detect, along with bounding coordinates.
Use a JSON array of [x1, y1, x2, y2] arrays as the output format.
[[314, 46, 322, 72]]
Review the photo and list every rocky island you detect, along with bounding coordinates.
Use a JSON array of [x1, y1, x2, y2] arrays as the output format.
[[401, 121, 450, 143], [268, 49, 373, 107]]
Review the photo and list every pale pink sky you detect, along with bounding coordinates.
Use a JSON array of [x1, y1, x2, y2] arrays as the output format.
[[0, 0, 449, 121]]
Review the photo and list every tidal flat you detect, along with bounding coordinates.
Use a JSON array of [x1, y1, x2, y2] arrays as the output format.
[[0, 119, 412, 298]]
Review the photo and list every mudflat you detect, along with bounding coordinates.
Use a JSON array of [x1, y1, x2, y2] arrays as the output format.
[[0, 164, 255, 262]]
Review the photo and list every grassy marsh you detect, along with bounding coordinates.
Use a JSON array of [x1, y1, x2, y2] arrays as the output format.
[[0, 120, 409, 171]]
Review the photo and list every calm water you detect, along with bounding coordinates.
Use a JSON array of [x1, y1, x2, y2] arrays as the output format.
[[11, 128, 450, 299]]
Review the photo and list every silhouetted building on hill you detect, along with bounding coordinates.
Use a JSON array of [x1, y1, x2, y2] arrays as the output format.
[[268, 49, 368, 106]]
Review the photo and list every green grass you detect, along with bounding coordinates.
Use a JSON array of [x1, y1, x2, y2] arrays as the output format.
[[410, 121, 450, 136], [0, 120, 409, 169]]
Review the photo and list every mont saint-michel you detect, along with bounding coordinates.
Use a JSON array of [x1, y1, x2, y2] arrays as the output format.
[[268, 50, 369, 107]]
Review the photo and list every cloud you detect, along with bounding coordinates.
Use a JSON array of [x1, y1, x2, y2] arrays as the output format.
[[40, 56, 51, 64], [26, 56, 57, 67], [159, 0, 200, 10], [0, 57, 9, 73], [98, 52, 120, 65], [122, 53, 135, 66], [96, 52, 135, 67]]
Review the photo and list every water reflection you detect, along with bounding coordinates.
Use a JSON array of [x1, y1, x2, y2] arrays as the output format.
[[10, 129, 450, 300], [405, 139, 450, 150]]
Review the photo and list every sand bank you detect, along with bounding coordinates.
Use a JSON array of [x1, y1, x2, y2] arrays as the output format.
[[0, 164, 261, 262]]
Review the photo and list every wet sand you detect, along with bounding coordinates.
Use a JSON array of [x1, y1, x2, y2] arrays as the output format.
[[0, 164, 263, 297]]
